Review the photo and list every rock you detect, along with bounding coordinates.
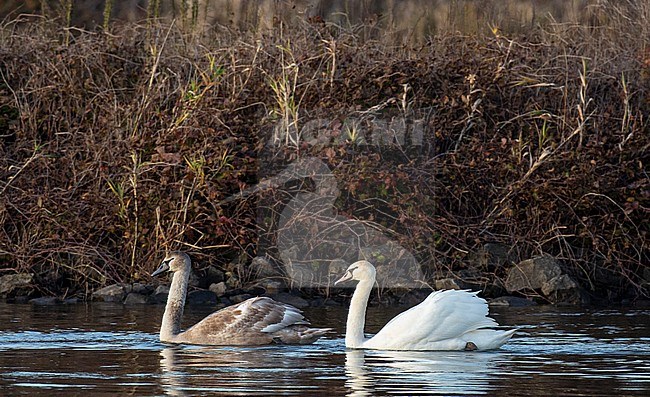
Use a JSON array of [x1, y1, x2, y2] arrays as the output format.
[[359, 245, 421, 288], [243, 286, 266, 296], [254, 278, 285, 294], [279, 245, 300, 262], [434, 278, 464, 290], [187, 290, 218, 305], [541, 274, 575, 296], [131, 283, 152, 295], [271, 292, 309, 308], [204, 265, 225, 285], [282, 261, 314, 288], [482, 243, 514, 269], [482, 278, 507, 298], [542, 274, 588, 305], [155, 285, 170, 294], [225, 273, 240, 289], [457, 267, 482, 280], [209, 282, 227, 297], [189, 269, 202, 288], [191, 265, 225, 289], [505, 256, 562, 292], [250, 256, 281, 278], [505, 256, 588, 305], [29, 296, 59, 305], [229, 293, 253, 303], [151, 285, 169, 303], [489, 296, 537, 307], [328, 259, 349, 277], [92, 283, 127, 302], [398, 289, 431, 306], [0, 273, 33, 297], [124, 292, 149, 305]]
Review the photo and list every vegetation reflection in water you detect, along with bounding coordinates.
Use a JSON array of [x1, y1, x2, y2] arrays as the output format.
[[0, 304, 648, 396]]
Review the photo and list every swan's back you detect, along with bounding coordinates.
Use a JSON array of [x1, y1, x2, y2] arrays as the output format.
[[177, 297, 328, 345], [365, 290, 514, 350]]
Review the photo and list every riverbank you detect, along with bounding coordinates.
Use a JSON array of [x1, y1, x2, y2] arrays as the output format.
[[0, 7, 648, 305]]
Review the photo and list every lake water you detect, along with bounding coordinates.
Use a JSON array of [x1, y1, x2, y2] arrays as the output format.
[[0, 302, 648, 396]]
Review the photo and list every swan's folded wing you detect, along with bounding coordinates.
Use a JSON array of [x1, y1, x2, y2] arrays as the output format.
[[177, 297, 307, 344], [186, 297, 306, 335], [368, 290, 497, 348], [250, 297, 309, 333]]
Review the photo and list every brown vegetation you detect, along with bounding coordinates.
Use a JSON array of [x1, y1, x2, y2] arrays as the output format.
[[0, 3, 648, 302]]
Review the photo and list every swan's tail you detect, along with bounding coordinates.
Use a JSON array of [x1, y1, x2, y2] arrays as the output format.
[[272, 326, 333, 345], [299, 327, 334, 344], [468, 328, 516, 350]]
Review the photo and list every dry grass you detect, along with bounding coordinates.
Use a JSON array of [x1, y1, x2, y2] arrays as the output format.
[[0, 2, 648, 301]]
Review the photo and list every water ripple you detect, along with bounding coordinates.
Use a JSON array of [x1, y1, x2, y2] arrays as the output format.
[[0, 305, 648, 396], [0, 329, 158, 351]]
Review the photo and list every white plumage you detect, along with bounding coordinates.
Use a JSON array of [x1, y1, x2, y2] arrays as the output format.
[[335, 260, 515, 351]]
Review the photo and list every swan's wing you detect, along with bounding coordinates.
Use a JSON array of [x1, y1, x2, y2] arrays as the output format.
[[210, 296, 308, 332], [368, 290, 498, 347], [248, 297, 310, 333], [180, 297, 308, 343]]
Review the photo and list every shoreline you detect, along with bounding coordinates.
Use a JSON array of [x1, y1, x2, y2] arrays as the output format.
[[1, 12, 648, 305]]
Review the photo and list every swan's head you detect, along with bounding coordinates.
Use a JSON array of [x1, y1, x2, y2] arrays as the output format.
[[152, 251, 191, 277], [334, 260, 376, 285]]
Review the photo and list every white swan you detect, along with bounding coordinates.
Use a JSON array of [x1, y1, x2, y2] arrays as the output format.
[[335, 260, 515, 351], [151, 251, 330, 345]]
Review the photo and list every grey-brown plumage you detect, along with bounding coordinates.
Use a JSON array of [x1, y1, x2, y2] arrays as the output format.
[[151, 251, 330, 345]]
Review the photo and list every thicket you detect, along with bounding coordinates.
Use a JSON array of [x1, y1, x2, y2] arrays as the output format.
[[0, 4, 648, 302]]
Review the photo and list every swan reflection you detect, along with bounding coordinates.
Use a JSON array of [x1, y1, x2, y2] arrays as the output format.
[[159, 342, 502, 396], [159, 347, 185, 397], [160, 346, 293, 396], [344, 348, 500, 396], [159, 342, 341, 396]]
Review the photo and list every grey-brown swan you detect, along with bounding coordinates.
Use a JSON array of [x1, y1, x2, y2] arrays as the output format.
[[335, 260, 515, 351], [152, 251, 330, 345]]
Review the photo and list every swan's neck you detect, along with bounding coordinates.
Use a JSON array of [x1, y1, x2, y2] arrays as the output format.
[[160, 268, 189, 342], [346, 279, 374, 348]]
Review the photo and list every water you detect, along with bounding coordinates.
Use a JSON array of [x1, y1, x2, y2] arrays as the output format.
[[0, 302, 648, 396]]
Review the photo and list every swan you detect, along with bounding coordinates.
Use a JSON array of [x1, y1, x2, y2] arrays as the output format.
[[335, 260, 515, 351], [151, 251, 331, 345]]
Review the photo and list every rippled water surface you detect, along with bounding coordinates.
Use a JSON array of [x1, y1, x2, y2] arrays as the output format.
[[0, 302, 648, 396]]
